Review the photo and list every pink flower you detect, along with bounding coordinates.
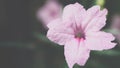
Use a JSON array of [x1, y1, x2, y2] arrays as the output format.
[[47, 3, 116, 68], [37, 0, 62, 28], [111, 14, 120, 30], [110, 14, 120, 44]]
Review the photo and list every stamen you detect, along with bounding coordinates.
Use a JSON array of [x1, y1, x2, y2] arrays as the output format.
[[75, 31, 85, 39]]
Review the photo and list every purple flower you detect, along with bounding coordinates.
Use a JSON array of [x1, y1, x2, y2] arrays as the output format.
[[37, 0, 62, 28], [47, 3, 116, 68]]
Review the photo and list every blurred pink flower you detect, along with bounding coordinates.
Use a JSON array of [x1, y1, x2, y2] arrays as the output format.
[[111, 14, 120, 43], [111, 14, 120, 29], [37, 0, 62, 28], [47, 3, 116, 68]]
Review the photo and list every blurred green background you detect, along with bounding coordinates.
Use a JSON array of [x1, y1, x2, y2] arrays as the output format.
[[0, 0, 120, 68]]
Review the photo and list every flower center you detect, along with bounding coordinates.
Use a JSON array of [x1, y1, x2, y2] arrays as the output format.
[[50, 10, 57, 17], [75, 31, 85, 39]]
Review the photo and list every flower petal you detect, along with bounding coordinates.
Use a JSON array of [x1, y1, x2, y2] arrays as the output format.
[[62, 3, 86, 28], [47, 18, 61, 29], [85, 9, 108, 32], [64, 38, 90, 68], [85, 31, 117, 50], [85, 7, 107, 32], [47, 19, 75, 45], [76, 39, 90, 66], [81, 5, 108, 32], [62, 3, 83, 20], [81, 6, 100, 30]]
